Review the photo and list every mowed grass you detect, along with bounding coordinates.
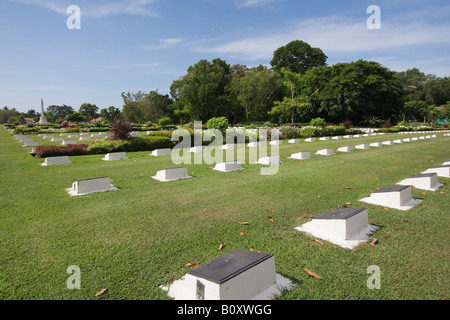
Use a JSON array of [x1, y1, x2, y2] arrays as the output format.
[[0, 127, 449, 300]]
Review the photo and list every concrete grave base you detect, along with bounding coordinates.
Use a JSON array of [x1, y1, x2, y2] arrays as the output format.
[[319, 137, 330, 141], [62, 140, 76, 145], [269, 140, 282, 145], [422, 165, 450, 178], [152, 167, 192, 182], [247, 142, 262, 148], [66, 177, 117, 196], [397, 173, 443, 191], [221, 143, 236, 150], [150, 148, 172, 156], [189, 146, 207, 153], [304, 138, 316, 142], [370, 142, 382, 147], [102, 152, 128, 161], [288, 151, 311, 160], [288, 139, 300, 144], [382, 140, 394, 146], [295, 208, 379, 249], [257, 155, 282, 165], [213, 161, 243, 172], [359, 186, 422, 210], [42, 156, 72, 166], [161, 250, 296, 300], [337, 146, 353, 153], [315, 148, 335, 156], [355, 143, 370, 150]]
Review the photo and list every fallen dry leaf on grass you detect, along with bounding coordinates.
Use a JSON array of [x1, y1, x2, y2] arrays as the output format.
[[371, 238, 378, 246], [239, 232, 245, 236], [238, 222, 249, 225], [268, 217, 274, 223], [304, 268, 323, 280], [314, 238, 324, 246], [185, 263, 199, 268], [345, 187, 355, 190], [95, 288, 108, 297], [218, 242, 226, 250], [408, 230, 416, 235]]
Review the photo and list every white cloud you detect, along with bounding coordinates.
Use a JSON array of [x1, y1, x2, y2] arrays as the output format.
[[140, 38, 183, 50], [12, 0, 160, 18], [235, 0, 281, 8], [194, 16, 450, 62]]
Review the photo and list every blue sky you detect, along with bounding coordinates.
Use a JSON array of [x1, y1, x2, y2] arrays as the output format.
[[1, 0, 450, 113]]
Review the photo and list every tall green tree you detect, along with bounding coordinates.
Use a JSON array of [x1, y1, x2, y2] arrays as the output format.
[[270, 40, 327, 74], [301, 60, 404, 123], [170, 58, 233, 122], [79, 103, 99, 121], [230, 65, 284, 122], [47, 105, 75, 122], [122, 90, 172, 123], [100, 106, 121, 122]]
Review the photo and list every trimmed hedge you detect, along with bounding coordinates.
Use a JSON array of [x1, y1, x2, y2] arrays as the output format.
[[87, 136, 174, 154], [35, 144, 89, 158]]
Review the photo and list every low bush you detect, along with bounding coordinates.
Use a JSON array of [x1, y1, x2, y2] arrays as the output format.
[[12, 127, 40, 134], [35, 144, 89, 158], [87, 136, 174, 154]]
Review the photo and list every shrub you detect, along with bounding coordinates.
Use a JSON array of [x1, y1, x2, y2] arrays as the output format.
[[12, 127, 40, 134], [35, 144, 89, 158], [206, 117, 230, 133], [111, 117, 131, 140], [309, 117, 327, 127], [343, 119, 352, 129], [158, 116, 173, 127], [87, 136, 174, 154]]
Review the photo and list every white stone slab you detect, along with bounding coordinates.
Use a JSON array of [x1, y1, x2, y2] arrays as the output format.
[[150, 148, 172, 156], [422, 165, 450, 178], [369, 142, 382, 147], [304, 138, 316, 142], [66, 177, 117, 196], [343, 135, 352, 139], [295, 208, 379, 249], [443, 160, 450, 165], [332, 136, 342, 140], [247, 141, 262, 147], [79, 136, 90, 141], [269, 140, 282, 145], [189, 146, 207, 153], [61, 140, 76, 145], [257, 155, 282, 165], [382, 140, 394, 146], [80, 133, 88, 136], [288, 138, 300, 144], [319, 137, 330, 141], [152, 167, 192, 182], [42, 156, 72, 166], [60, 133, 68, 136], [102, 152, 128, 161], [353, 134, 362, 138], [213, 161, 243, 172], [355, 143, 370, 150], [337, 145, 353, 153], [68, 134, 78, 138], [393, 139, 404, 144], [162, 249, 295, 300], [43, 135, 53, 139], [397, 173, 443, 191], [221, 143, 236, 150], [315, 148, 335, 156], [411, 137, 419, 141], [23, 141, 39, 147], [359, 186, 422, 210], [288, 151, 311, 160], [51, 137, 63, 142], [402, 138, 412, 142]]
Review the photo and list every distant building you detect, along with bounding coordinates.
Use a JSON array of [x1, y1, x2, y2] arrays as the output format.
[[90, 117, 103, 123], [24, 117, 35, 123]]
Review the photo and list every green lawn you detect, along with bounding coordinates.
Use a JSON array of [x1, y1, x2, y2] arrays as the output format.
[[1, 127, 449, 300]]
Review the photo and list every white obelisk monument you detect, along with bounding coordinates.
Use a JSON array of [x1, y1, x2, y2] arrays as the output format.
[[39, 99, 50, 125]]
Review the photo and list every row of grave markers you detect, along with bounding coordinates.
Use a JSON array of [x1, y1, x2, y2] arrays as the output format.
[[5, 128, 450, 300]]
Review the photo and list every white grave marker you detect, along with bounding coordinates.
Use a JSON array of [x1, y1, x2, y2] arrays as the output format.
[[152, 167, 192, 182], [359, 186, 422, 210], [397, 173, 443, 191], [150, 148, 172, 156], [102, 152, 128, 161], [66, 177, 117, 196], [295, 208, 379, 249], [162, 249, 295, 300], [213, 161, 243, 173], [315, 148, 335, 156], [422, 165, 450, 178], [288, 151, 311, 160], [41, 156, 72, 166], [355, 143, 370, 150], [337, 145, 353, 153]]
